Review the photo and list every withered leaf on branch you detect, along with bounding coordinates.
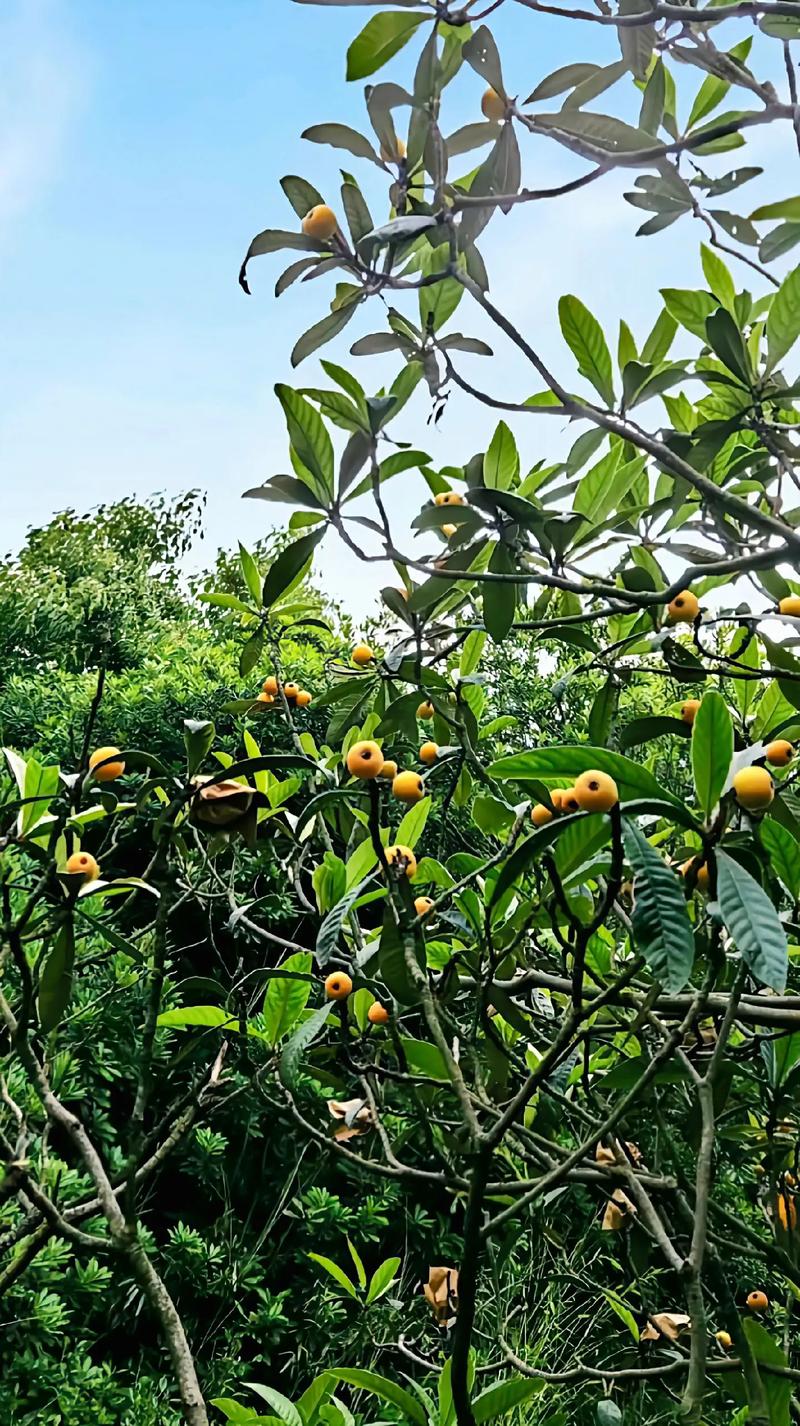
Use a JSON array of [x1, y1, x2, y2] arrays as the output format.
[[601, 1188, 637, 1231], [641, 1312, 691, 1342], [424, 1265, 459, 1327], [328, 1098, 374, 1141], [190, 777, 266, 841]]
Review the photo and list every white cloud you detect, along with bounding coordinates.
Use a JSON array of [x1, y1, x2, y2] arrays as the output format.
[[0, 0, 87, 236]]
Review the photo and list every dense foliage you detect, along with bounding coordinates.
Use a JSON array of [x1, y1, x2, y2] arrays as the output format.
[[6, 1, 800, 1425]]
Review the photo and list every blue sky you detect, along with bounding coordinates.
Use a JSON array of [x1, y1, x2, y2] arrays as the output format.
[[1, 0, 793, 615]]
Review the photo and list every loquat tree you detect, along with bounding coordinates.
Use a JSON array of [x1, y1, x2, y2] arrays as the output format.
[[6, 2, 800, 1425]]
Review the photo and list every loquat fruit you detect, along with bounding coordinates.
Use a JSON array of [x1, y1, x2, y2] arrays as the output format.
[[368, 1001, 390, 1025], [746, 1290, 769, 1313], [766, 739, 794, 767], [417, 700, 434, 719], [346, 741, 384, 780], [414, 896, 434, 916], [776, 1192, 797, 1232], [379, 759, 398, 780], [352, 643, 374, 667], [262, 676, 279, 695], [481, 86, 507, 121], [295, 690, 312, 708], [89, 746, 125, 782], [715, 1331, 733, 1350], [385, 844, 417, 878], [550, 789, 567, 811], [680, 699, 701, 725], [64, 851, 100, 883], [733, 765, 774, 811], [531, 803, 553, 827], [392, 770, 425, 804], [574, 769, 619, 814], [420, 742, 438, 766], [283, 682, 300, 701], [561, 788, 582, 814], [778, 596, 800, 617], [434, 491, 465, 507], [302, 204, 338, 241], [667, 590, 700, 624], [325, 971, 353, 1000], [680, 859, 710, 892], [442, 523, 457, 538], [256, 692, 274, 704]]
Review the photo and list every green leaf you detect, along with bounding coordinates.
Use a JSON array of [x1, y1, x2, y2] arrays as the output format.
[[302, 123, 379, 163], [365, 1255, 401, 1304], [558, 294, 615, 405], [752, 196, 800, 221], [280, 1003, 333, 1088], [691, 691, 733, 816], [743, 1319, 791, 1426], [588, 677, 615, 747], [618, 0, 654, 80], [346, 1238, 366, 1289], [526, 62, 600, 103], [239, 628, 264, 679], [619, 715, 690, 750], [292, 305, 359, 368], [462, 25, 505, 95], [317, 878, 370, 964], [601, 1288, 640, 1341], [490, 746, 681, 806], [767, 264, 800, 373], [396, 795, 432, 849], [484, 420, 519, 490], [263, 952, 313, 1046], [641, 307, 677, 364], [536, 109, 653, 153], [239, 544, 264, 603], [308, 1253, 359, 1299], [483, 543, 518, 644], [329, 1371, 427, 1426], [622, 823, 696, 993], [705, 308, 752, 385], [262, 528, 326, 609], [472, 1377, 545, 1422], [377, 906, 420, 1006], [158, 1006, 237, 1030], [297, 1375, 335, 1426], [38, 922, 76, 1034], [761, 817, 800, 899], [246, 1387, 303, 1426], [184, 719, 215, 777], [276, 385, 334, 500], [661, 287, 718, 340], [460, 630, 486, 677], [210, 1402, 261, 1424], [701, 243, 736, 313], [239, 231, 328, 292], [717, 850, 788, 991], [490, 810, 599, 906], [596, 1403, 623, 1426], [688, 73, 731, 130], [574, 452, 644, 525], [346, 13, 426, 81]]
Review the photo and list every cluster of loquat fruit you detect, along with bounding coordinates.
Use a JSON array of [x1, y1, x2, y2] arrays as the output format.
[[256, 674, 312, 709]]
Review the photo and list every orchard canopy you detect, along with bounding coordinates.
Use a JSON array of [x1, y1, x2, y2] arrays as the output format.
[[6, 2, 800, 1425]]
